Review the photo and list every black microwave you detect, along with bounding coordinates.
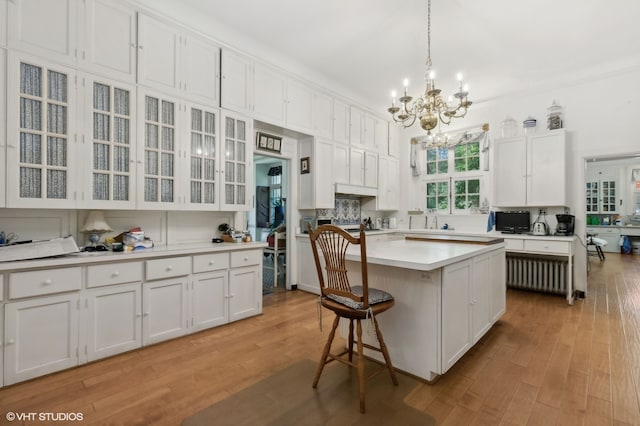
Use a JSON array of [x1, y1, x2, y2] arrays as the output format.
[[495, 211, 530, 233]]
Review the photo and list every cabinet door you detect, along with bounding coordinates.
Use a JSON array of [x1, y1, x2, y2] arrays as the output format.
[[377, 156, 399, 210], [82, 76, 136, 208], [362, 113, 375, 150], [186, 103, 219, 209], [315, 139, 335, 208], [296, 238, 320, 294], [191, 271, 228, 331], [600, 180, 617, 213], [286, 78, 314, 134], [253, 63, 286, 126], [0, 0, 7, 47], [349, 148, 365, 186], [388, 122, 401, 158], [374, 117, 389, 155], [8, 0, 78, 66], [313, 91, 333, 139], [143, 278, 188, 345], [364, 151, 378, 188], [333, 143, 349, 184], [5, 293, 79, 385], [220, 111, 253, 211], [7, 55, 77, 208], [220, 49, 252, 115], [85, 283, 142, 362], [137, 91, 180, 208], [441, 259, 472, 372], [137, 14, 180, 93], [586, 181, 599, 213], [182, 34, 220, 106], [490, 250, 506, 322], [0, 49, 5, 207], [492, 136, 526, 207], [471, 254, 492, 343], [332, 98, 350, 144], [229, 265, 262, 322], [349, 106, 365, 147], [527, 131, 566, 206], [82, 0, 136, 82]]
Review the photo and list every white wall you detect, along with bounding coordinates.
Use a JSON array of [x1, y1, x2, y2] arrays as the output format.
[[395, 68, 640, 293]]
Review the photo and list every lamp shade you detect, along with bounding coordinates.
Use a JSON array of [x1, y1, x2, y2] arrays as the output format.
[[81, 211, 112, 233]]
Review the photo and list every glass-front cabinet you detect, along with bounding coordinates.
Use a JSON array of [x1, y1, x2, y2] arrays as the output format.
[[82, 77, 135, 208], [585, 179, 617, 214], [220, 111, 253, 211], [137, 91, 179, 209], [7, 56, 76, 208], [187, 104, 218, 209]]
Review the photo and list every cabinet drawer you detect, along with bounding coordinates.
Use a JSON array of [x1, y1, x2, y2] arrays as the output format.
[[9, 267, 82, 299], [146, 256, 191, 280], [504, 239, 524, 251], [230, 250, 262, 268], [599, 228, 620, 236], [87, 261, 143, 288], [523, 240, 570, 255], [193, 252, 229, 273]]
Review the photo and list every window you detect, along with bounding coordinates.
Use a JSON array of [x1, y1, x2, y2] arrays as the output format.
[[426, 180, 449, 211], [426, 147, 448, 175], [453, 142, 480, 172], [454, 178, 480, 210]]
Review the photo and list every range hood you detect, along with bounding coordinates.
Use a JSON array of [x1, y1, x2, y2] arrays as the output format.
[[335, 183, 377, 197]]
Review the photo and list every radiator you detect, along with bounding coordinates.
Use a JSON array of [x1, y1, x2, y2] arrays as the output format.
[[506, 254, 568, 295]]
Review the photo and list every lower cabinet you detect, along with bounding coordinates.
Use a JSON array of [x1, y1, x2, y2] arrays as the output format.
[[4, 293, 80, 385], [143, 278, 189, 345], [229, 266, 261, 322], [84, 283, 142, 362], [191, 271, 228, 330]]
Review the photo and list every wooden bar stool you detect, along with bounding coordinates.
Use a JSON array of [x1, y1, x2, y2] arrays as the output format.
[[307, 223, 398, 413]]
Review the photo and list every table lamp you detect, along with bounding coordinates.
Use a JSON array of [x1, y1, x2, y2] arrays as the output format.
[[81, 211, 112, 250]]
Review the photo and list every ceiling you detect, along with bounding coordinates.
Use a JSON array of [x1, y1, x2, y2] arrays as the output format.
[[143, 0, 640, 114]]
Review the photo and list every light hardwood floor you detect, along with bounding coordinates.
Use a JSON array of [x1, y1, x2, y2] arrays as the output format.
[[1, 253, 639, 425]]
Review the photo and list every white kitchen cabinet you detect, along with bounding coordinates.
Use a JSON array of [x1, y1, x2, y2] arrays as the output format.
[[0, 0, 7, 47], [493, 130, 567, 207], [0, 48, 5, 208], [186, 103, 220, 209], [229, 265, 262, 322], [219, 110, 253, 211], [377, 155, 399, 210], [349, 149, 377, 188], [349, 106, 366, 147], [137, 90, 181, 209], [349, 106, 388, 153], [296, 236, 320, 295], [81, 75, 136, 209], [137, 13, 220, 106], [5, 293, 80, 385], [84, 283, 142, 362], [595, 227, 621, 253], [298, 138, 334, 209], [81, 0, 136, 83], [374, 117, 389, 155], [333, 143, 349, 184], [284, 77, 314, 134], [191, 270, 228, 330], [313, 91, 333, 139], [586, 179, 618, 214], [8, 0, 78, 66], [332, 98, 350, 144], [364, 151, 378, 188], [253, 62, 286, 126], [6, 54, 77, 208], [220, 49, 253, 116], [388, 122, 401, 158], [490, 250, 506, 323], [142, 277, 189, 345]]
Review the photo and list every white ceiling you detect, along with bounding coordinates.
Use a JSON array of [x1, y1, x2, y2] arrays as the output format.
[[142, 0, 640, 114]]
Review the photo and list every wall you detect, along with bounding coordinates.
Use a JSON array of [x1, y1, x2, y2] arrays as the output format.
[[396, 67, 640, 294]]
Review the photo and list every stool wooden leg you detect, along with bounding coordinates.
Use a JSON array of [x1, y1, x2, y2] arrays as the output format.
[[596, 245, 605, 261], [313, 315, 340, 388], [348, 319, 354, 362], [372, 315, 399, 386], [356, 319, 366, 413]]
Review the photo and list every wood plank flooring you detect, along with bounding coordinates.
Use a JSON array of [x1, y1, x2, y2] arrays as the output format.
[[1, 253, 639, 425]]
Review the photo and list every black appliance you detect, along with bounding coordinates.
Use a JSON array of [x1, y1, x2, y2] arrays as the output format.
[[495, 211, 530, 234], [555, 214, 575, 236]]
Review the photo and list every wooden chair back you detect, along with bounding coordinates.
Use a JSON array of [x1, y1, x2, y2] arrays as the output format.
[[307, 223, 369, 309]]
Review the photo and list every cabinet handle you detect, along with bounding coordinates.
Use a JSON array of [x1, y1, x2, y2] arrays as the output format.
[[209, 260, 215, 265], [136, 313, 142, 318], [143, 312, 149, 317], [7, 339, 15, 345], [244, 257, 249, 261], [166, 266, 173, 271], [112, 271, 120, 277], [43, 279, 53, 285]]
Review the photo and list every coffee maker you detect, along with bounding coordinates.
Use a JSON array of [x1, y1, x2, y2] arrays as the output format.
[[555, 214, 575, 236]]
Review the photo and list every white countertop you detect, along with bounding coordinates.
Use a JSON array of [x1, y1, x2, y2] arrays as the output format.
[[345, 238, 504, 271], [0, 241, 268, 272]]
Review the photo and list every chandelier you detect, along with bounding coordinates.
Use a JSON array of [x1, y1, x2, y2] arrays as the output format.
[[387, 0, 472, 134]]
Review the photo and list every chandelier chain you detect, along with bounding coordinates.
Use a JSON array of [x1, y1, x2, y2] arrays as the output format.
[[426, 0, 432, 69]]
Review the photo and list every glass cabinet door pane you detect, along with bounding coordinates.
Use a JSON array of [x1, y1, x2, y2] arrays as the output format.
[[144, 95, 175, 203], [189, 106, 217, 206], [20, 168, 42, 198], [94, 174, 109, 200], [225, 184, 234, 204], [20, 63, 42, 96], [47, 169, 66, 199]]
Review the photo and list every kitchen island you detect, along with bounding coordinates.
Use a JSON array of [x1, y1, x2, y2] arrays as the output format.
[[340, 236, 506, 382]]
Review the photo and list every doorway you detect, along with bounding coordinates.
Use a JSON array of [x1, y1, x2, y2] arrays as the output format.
[[251, 154, 289, 294]]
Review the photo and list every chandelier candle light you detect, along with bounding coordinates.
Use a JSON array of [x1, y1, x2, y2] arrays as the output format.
[[388, 0, 472, 134]]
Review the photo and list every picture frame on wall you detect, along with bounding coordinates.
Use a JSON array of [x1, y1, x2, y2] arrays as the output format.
[[256, 132, 282, 153], [301, 157, 310, 174]]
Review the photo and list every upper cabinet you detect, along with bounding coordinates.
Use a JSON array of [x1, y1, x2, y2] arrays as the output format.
[[79, 75, 137, 209], [283, 76, 314, 134], [220, 49, 252, 116], [6, 54, 77, 208], [493, 130, 567, 207], [349, 105, 389, 154], [81, 0, 136, 83], [8, 0, 79, 66], [332, 98, 350, 144], [252, 62, 286, 126], [137, 13, 220, 106], [219, 110, 253, 211], [0, 49, 5, 207], [0, 0, 7, 47]]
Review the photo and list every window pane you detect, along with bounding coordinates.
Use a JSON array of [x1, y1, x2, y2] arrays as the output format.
[[468, 179, 480, 193], [455, 180, 466, 194], [426, 163, 436, 175], [468, 157, 480, 170], [437, 160, 448, 174], [454, 158, 466, 172], [427, 149, 436, 161]]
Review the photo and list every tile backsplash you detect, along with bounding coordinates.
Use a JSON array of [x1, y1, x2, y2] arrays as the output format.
[[318, 197, 361, 225]]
